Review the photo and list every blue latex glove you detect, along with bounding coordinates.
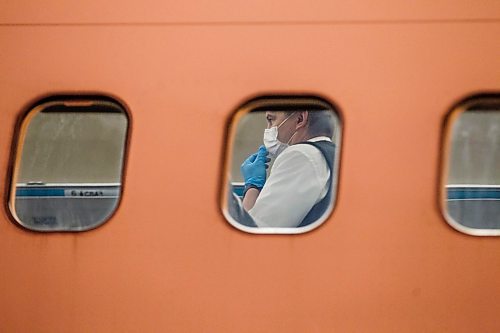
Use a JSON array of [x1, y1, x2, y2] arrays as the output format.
[[241, 145, 270, 191]]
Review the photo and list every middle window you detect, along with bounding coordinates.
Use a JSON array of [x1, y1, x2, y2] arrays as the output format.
[[222, 96, 342, 234]]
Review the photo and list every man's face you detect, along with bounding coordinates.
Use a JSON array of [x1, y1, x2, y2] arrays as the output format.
[[265, 111, 297, 143]]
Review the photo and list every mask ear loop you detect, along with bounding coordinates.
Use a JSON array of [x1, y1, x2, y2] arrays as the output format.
[[279, 112, 299, 144], [286, 130, 298, 144], [277, 112, 297, 129]]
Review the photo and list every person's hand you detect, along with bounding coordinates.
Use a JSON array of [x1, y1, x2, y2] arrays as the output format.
[[241, 145, 270, 191]]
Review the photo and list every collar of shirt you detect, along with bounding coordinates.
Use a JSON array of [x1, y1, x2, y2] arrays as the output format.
[[307, 136, 332, 142]]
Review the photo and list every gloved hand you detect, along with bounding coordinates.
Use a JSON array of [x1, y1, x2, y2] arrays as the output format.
[[241, 145, 270, 191]]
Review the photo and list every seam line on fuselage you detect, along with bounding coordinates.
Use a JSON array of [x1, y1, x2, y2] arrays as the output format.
[[0, 18, 499, 27]]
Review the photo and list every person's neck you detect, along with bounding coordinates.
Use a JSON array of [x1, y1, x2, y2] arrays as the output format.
[[290, 130, 311, 144]]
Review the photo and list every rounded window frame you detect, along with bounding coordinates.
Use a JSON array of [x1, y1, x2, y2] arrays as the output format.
[[439, 94, 500, 236], [220, 95, 343, 234], [7, 95, 131, 232]]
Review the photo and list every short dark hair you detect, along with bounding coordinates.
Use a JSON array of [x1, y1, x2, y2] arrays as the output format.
[[284, 109, 335, 138], [307, 110, 335, 138]]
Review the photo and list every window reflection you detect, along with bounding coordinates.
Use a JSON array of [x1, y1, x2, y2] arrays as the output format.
[[10, 98, 129, 231], [444, 98, 500, 234]]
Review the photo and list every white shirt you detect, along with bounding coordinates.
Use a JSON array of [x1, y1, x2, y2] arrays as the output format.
[[248, 136, 332, 228]]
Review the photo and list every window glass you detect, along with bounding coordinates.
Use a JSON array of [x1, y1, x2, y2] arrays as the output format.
[[442, 97, 500, 235], [222, 97, 341, 234], [9, 97, 129, 231]]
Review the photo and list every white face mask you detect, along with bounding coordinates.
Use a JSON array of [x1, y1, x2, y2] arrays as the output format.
[[263, 113, 296, 157]]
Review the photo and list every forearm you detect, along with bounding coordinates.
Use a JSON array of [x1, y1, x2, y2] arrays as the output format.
[[242, 188, 260, 211]]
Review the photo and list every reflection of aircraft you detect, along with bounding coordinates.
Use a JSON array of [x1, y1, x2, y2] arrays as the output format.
[[15, 183, 121, 230], [1, 1, 500, 332], [446, 185, 500, 229]]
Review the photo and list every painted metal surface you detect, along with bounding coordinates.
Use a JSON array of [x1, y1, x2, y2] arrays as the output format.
[[1, 0, 499, 24]]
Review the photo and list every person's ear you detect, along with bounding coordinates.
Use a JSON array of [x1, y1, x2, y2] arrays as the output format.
[[295, 111, 308, 130]]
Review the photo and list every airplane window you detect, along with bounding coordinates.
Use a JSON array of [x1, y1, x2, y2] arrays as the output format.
[[8, 97, 129, 231], [221, 96, 341, 234], [442, 96, 500, 236]]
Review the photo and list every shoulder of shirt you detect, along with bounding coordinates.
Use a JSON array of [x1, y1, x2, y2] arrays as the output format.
[[288, 136, 332, 155], [275, 137, 331, 164]]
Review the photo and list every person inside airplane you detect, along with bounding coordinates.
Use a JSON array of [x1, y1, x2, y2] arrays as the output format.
[[240, 110, 336, 228]]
